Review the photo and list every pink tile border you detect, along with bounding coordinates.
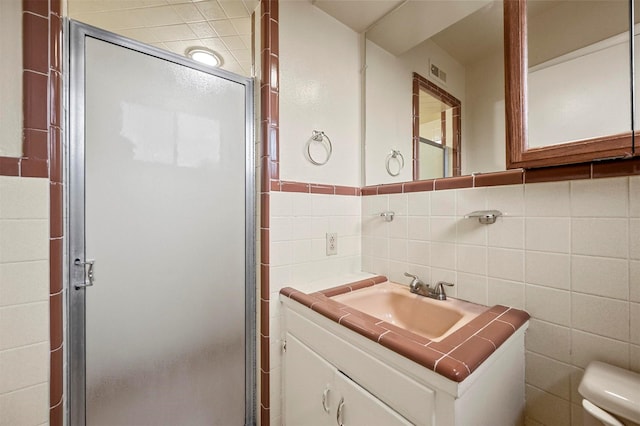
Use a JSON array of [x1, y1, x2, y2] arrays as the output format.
[[280, 276, 530, 383], [259, 1, 279, 424], [269, 157, 640, 198], [268, 179, 360, 196]]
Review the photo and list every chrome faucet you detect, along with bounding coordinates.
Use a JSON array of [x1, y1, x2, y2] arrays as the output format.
[[404, 272, 454, 301]]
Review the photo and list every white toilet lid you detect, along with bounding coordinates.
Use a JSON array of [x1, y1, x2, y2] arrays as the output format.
[[578, 361, 640, 424]]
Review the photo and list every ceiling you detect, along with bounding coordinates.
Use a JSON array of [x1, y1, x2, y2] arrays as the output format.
[[310, 0, 402, 34], [314, 0, 499, 63], [67, 0, 259, 77]]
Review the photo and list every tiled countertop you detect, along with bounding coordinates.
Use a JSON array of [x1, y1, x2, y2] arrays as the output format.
[[280, 276, 530, 383]]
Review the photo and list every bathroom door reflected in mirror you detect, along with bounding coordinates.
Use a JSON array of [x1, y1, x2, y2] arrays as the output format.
[[363, 0, 506, 186], [414, 73, 461, 180]]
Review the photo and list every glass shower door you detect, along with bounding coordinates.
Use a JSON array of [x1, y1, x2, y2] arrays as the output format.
[[69, 23, 254, 426]]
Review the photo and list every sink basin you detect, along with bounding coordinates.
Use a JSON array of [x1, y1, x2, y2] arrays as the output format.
[[331, 281, 488, 341]]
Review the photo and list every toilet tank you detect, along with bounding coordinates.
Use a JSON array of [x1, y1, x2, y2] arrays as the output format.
[[578, 361, 640, 425]]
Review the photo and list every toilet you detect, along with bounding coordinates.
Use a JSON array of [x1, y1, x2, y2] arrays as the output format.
[[579, 361, 640, 426]]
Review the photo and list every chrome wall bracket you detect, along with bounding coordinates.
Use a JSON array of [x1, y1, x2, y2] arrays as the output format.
[[380, 211, 395, 222], [464, 210, 503, 224]]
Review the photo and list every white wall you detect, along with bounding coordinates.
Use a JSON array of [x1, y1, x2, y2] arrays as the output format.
[[528, 34, 631, 147], [279, 1, 361, 187], [0, 176, 50, 425], [365, 40, 413, 185], [361, 175, 640, 425], [463, 48, 506, 174], [0, 0, 23, 157], [364, 38, 466, 185]]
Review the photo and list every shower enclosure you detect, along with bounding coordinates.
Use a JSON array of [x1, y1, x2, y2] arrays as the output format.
[[67, 22, 255, 425]]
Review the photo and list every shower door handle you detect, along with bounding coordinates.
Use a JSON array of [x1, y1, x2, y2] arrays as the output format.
[[74, 259, 95, 289]]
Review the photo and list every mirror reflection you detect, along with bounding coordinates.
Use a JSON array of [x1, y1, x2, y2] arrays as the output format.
[[414, 73, 461, 180], [362, 0, 506, 186], [526, 0, 631, 148]]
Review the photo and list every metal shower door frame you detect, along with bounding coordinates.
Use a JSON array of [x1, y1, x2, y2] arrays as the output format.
[[66, 20, 256, 426]]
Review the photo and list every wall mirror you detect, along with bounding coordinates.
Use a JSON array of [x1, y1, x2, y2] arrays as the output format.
[[361, 0, 507, 186], [506, 0, 635, 168]]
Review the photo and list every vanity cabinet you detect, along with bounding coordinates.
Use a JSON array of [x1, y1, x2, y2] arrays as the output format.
[[281, 295, 527, 426], [285, 334, 411, 426]]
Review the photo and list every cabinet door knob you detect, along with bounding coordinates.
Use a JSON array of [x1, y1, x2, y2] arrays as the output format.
[[322, 387, 330, 413], [336, 397, 345, 426]]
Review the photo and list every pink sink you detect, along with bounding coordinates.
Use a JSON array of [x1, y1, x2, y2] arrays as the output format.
[[332, 281, 488, 341]]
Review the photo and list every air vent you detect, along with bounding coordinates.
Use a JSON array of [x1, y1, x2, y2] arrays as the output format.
[[429, 61, 447, 83]]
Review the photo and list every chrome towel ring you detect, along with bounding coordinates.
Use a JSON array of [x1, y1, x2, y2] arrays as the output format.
[[385, 149, 404, 176], [306, 130, 333, 165]]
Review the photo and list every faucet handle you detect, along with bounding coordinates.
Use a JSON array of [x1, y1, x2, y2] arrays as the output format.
[[404, 272, 425, 291], [433, 281, 454, 300]]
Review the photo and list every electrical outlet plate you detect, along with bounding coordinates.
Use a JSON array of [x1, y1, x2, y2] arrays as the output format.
[[326, 233, 337, 256]]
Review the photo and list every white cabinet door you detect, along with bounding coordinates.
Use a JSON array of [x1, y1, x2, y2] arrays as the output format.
[[284, 333, 412, 426], [284, 334, 336, 426], [334, 372, 412, 426]]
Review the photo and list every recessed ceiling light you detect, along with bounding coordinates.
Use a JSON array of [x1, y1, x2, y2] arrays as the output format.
[[185, 47, 222, 68]]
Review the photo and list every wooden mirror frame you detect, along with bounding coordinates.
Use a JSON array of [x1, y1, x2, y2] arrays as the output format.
[[504, 0, 635, 169], [412, 72, 462, 180]]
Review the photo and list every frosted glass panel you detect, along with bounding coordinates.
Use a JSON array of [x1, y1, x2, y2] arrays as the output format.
[[84, 38, 246, 425]]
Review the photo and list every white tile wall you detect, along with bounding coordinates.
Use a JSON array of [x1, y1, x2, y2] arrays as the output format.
[[571, 293, 628, 340], [360, 177, 639, 426], [268, 191, 362, 423], [525, 218, 571, 253], [525, 352, 572, 400], [570, 329, 629, 369], [525, 285, 571, 326], [525, 252, 570, 290], [0, 383, 49, 426], [0, 177, 50, 426], [524, 181, 571, 217], [571, 218, 628, 258], [487, 278, 525, 309], [570, 255, 628, 299], [525, 319, 571, 363], [630, 176, 640, 217], [570, 177, 628, 217], [488, 216, 524, 249], [526, 384, 571, 426]]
